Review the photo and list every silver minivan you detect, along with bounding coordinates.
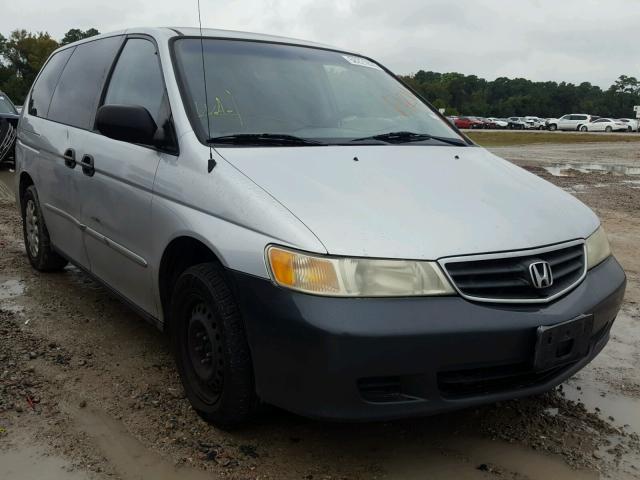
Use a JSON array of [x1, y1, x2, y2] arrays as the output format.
[[15, 28, 625, 426]]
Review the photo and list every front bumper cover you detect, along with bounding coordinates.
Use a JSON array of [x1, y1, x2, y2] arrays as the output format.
[[229, 256, 625, 421]]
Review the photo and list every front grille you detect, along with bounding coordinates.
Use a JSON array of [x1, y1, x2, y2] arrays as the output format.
[[442, 242, 585, 303]]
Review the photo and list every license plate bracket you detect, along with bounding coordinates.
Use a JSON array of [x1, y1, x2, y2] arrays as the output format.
[[533, 314, 593, 372]]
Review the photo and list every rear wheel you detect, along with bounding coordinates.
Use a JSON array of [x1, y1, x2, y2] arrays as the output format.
[[169, 262, 257, 428], [580, 125, 588, 132], [21, 186, 67, 272], [605, 126, 612, 133]]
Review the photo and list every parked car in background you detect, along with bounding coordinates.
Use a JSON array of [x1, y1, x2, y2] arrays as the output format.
[[486, 117, 509, 129], [583, 118, 628, 132], [473, 117, 496, 129], [547, 114, 594, 131], [524, 117, 546, 130], [0, 91, 19, 167], [454, 116, 484, 129], [617, 118, 639, 132], [507, 117, 527, 129]]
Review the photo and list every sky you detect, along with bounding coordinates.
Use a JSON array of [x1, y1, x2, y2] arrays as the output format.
[[1, 0, 639, 88]]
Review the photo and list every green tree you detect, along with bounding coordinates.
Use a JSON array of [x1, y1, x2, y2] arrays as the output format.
[[401, 70, 640, 119], [60, 28, 100, 46], [0, 30, 58, 103]]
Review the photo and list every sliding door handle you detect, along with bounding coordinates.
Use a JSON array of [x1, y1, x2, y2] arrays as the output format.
[[80, 154, 95, 177], [63, 148, 76, 169]]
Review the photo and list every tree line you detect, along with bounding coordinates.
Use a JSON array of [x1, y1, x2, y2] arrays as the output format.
[[1, 28, 639, 119], [400, 71, 640, 119], [0, 28, 99, 104]]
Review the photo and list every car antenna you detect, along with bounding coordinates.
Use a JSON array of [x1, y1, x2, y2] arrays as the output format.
[[197, 0, 216, 173]]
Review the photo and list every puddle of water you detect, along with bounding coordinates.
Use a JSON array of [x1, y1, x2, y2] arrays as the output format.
[[544, 163, 640, 177], [0, 279, 25, 301], [563, 381, 640, 435], [0, 445, 91, 480], [63, 403, 211, 480], [383, 435, 597, 480]]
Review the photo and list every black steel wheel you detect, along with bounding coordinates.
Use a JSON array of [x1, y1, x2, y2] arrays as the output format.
[[170, 262, 256, 427]]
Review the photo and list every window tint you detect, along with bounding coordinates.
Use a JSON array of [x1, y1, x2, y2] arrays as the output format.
[[560, 115, 570, 120], [28, 48, 74, 117], [48, 36, 122, 129], [103, 39, 165, 126], [573, 115, 587, 120]]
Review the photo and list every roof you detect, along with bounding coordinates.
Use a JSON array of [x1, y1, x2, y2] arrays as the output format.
[[169, 27, 339, 51], [54, 27, 347, 54]]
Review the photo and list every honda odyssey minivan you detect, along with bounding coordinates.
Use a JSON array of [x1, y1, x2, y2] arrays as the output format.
[[15, 28, 625, 426]]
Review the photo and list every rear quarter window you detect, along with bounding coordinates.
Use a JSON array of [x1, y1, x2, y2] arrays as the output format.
[[27, 48, 74, 118], [48, 36, 122, 130]]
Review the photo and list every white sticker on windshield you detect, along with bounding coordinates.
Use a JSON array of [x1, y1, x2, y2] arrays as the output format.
[[342, 55, 382, 71]]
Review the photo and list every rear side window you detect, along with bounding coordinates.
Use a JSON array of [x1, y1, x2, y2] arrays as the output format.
[[28, 48, 74, 117], [103, 38, 166, 126], [48, 36, 122, 129]]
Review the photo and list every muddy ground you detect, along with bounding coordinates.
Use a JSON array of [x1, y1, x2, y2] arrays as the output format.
[[0, 141, 639, 479]]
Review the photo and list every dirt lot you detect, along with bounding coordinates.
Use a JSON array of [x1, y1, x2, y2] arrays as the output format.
[[1, 140, 639, 479]]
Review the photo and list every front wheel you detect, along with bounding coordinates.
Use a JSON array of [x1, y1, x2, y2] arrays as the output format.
[[548, 124, 557, 131], [21, 186, 68, 272], [580, 125, 588, 132], [169, 262, 257, 428], [605, 126, 612, 133]]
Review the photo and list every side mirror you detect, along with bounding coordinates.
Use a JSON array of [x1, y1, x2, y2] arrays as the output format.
[[96, 104, 157, 146]]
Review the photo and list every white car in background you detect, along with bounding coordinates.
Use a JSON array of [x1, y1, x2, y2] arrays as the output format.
[[582, 118, 628, 132], [524, 116, 546, 129], [486, 117, 509, 128], [547, 114, 594, 131], [618, 118, 639, 132]]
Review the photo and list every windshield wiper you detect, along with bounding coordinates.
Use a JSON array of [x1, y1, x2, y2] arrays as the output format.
[[351, 131, 467, 146], [208, 133, 325, 146]]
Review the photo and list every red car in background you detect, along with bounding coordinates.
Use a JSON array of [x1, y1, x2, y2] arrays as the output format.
[[454, 117, 484, 129]]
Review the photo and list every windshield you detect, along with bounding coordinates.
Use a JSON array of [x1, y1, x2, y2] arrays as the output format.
[[0, 95, 17, 114], [172, 39, 463, 145]]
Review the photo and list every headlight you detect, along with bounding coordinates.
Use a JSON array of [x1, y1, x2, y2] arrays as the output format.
[[586, 225, 611, 269], [266, 246, 455, 297]]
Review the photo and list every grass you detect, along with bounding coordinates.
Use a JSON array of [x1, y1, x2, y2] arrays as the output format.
[[466, 130, 640, 147]]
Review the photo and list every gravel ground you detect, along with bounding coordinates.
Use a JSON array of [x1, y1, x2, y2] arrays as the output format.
[[0, 142, 639, 480]]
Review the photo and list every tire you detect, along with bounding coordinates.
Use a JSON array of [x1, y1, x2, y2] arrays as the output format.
[[548, 124, 557, 131], [605, 126, 612, 133], [169, 262, 257, 428], [21, 186, 68, 272], [580, 125, 588, 132], [628, 126, 632, 132]]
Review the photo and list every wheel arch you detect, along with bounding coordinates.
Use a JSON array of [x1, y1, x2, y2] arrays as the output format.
[[157, 235, 226, 324], [18, 171, 35, 211]]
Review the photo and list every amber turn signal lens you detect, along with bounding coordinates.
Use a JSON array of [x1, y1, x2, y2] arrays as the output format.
[[268, 247, 295, 286]]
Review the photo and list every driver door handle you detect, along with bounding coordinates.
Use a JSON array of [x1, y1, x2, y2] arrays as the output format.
[[81, 154, 95, 177], [63, 148, 76, 169]]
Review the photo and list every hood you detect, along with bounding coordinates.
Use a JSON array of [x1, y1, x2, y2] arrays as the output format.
[[221, 145, 599, 260]]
